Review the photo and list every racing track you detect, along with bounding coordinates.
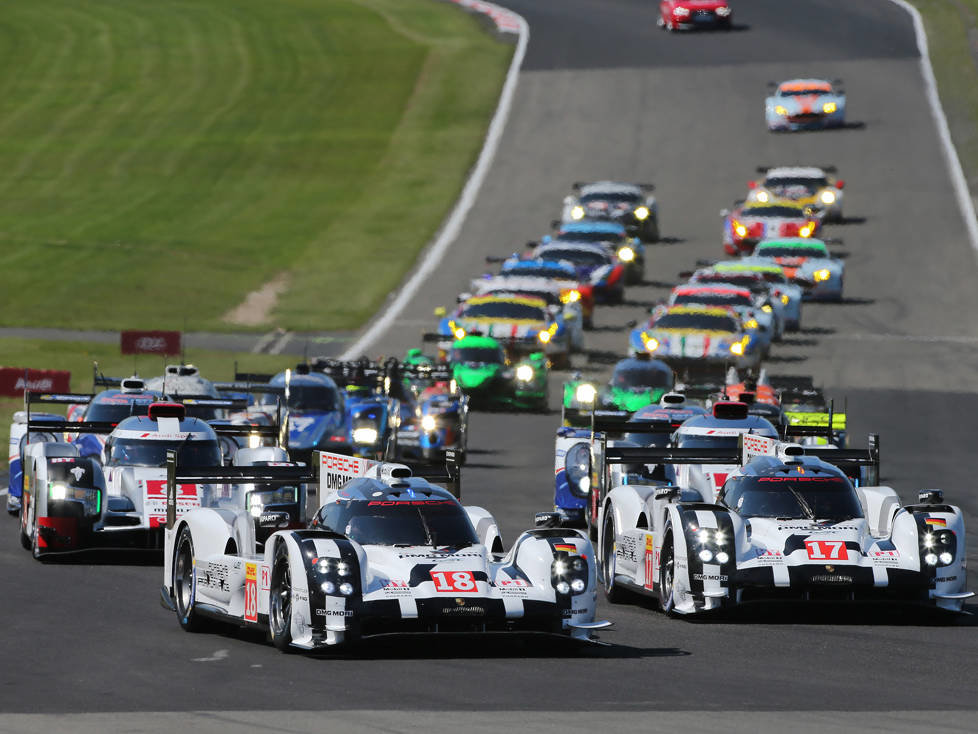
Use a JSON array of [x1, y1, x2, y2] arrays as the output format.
[[3, 0, 978, 730]]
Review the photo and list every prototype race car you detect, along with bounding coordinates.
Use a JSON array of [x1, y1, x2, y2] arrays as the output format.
[[593, 433, 972, 615], [161, 450, 609, 650], [722, 200, 820, 256], [392, 354, 469, 465], [562, 358, 675, 423], [550, 220, 645, 285], [561, 181, 659, 241], [658, 0, 732, 30], [747, 166, 845, 222], [766, 79, 846, 132], [529, 242, 625, 305], [747, 238, 844, 301], [628, 305, 761, 371]]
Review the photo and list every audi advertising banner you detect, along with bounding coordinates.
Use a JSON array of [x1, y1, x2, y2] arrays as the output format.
[[120, 330, 181, 356], [0, 368, 71, 397]]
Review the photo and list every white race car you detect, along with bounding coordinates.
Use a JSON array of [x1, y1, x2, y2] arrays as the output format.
[[161, 450, 609, 651], [593, 433, 972, 615]]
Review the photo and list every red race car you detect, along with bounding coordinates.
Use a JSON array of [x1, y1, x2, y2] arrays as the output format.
[[721, 199, 819, 256], [659, 0, 732, 31]]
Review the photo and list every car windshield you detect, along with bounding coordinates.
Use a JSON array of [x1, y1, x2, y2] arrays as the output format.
[[502, 264, 575, 279], [751, 270, 788, 284], [676, 434, 742, 450], [558, 230, 625, 244], [722, 474, 863, 520], [674, 292, 752, 308], [612, 363, 673, 390], [461, 302, 546, 320], [320, 499, 479, 547], [653, 313, 738, 332], [262, 384, 337, 412], [105, 438, 221, 468], [779, 86, 831, 96], [756, 245, 828, 258], [539, 248, 610, 266], [765, 176, 828, 190], [579, 192, 640, 204], [700, 274, 766, 290], [451, 346, 505, 364], [85, 398, 155, 423], [743, 205, 805, 218], [181, 402, 225, 421]]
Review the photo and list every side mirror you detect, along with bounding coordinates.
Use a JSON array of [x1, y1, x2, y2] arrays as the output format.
[[526, 240, 539, 249], [835, 180, 845, 189], [434, 306, 447, 317], [534, 512, 561, 528], [747, 181, 756, 189]]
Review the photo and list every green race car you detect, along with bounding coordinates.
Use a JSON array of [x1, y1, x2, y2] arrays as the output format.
[[449, 335, 549, 411], [562, 357, 674, 425]]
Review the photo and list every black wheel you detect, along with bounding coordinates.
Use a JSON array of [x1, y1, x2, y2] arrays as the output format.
[[173, 527, 205, 631], [269, 541, 295, 652], [645, 219, 660, 243], [602, 513, 627, 603], [659, 528, 676, 613], [19, 505, 30, 550]]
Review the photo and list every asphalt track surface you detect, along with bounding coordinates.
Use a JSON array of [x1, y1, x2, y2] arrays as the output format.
[[3, 0, 978, 729]]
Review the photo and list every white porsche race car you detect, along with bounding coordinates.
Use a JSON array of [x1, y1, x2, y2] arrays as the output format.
[[161, 450, 609, 651]]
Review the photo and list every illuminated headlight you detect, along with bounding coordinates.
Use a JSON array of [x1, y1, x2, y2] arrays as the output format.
[[420, 414, 437, 432], [774, 105, 788, 116], [729, 341, 745, 356], [321, 580, 336, 594], [799, 223, 814, 237], [644, 336, 660, 353], [939, 552, 953, 565], [781, 294, 790, 305], [698, 549, 714, 563], [561, 289, 581, 303], [538, 330, 552, 344], [923, 533, 935, 549], [716, 5, 731, 16], [453, 327, 466, 340], [634, 206, 650, 221], [570, 578, 586, 593], [248, 432, 261, 448], [617, 246, 635, 262], [575, 383, 597, 403], [49, 483, 67, 501], [734, 222, 748, 238], [336, 562, 351, 577], [352, 427, 379, 444], [516, 364, 535, 382], [745, 319, 759, 330], [924, 553, 939, 566], [755, 191, 770, 203], [761, 304, 773, 313], [714, 530, 727, 546], [697, 529, 710, 544], [813, 269, 831, 282], [556, 581, 571, 594], [715, 551, 730, 564], [674, 6, 690, 17], [249, 496, 263, 518], [339, 582, 354, 596], [820, 190, 837, 205], [823, 101, 837, 114], [570, 205, 585, 220], [552, 553, 589, 595]]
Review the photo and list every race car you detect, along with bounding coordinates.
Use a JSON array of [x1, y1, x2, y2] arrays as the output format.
[[659, 284, 780, 350], [766, 79, 846, 132], [549, 220, 645, 285], [701, 262, 804, 332], [722, 200, 820, 256], [468, 280, 585, 353], [441, 334, 549, 411], [747, 166, 845, 222], [658, 0, 732, 30], [769, 375, 847, 447], [747, 238, 844, 301], [628, 305, 762, 371], [562, 358, 675, 423], [491, 259, 595, 329], [593, 432, 972, 615], [561, 181, 659, 241], [392, 354, 469, 465], [435, 293, 573, 368], [529, 242, 626, 305], [161, 450, 609, 650]]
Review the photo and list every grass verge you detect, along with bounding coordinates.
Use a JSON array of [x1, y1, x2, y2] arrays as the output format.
[[0, 0, 511, 333]]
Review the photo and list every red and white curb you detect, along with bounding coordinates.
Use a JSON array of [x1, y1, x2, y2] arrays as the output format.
[[342, 2, 528, 359]]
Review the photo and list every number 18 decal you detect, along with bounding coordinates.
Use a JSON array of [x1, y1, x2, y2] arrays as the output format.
[[430, 570, 477, 592], [805, 539, 847, 561], [244, 563, 258, 622]]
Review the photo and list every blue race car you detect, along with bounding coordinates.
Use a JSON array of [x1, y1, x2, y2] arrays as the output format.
[[551, 220, 645, 285], [745, 237, 844, 301]]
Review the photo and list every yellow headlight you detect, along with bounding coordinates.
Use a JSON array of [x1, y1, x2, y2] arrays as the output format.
[[820, 190, 836, 205], [538, 330, 552, 344], [561, 289, 581, 303], [813, 269, 831, 282], [745, 319, 759, 330], [575, 383, 597, 404], [781, 293, 790, 304], [571, 205, 585, 220], [761, 304, 773, 313], [644, 336, 660, 352], [516, 364, 534, 382], [729, 342, 745, 356], [421, 414, 437, 432], [634, 206, 650, 221], [756, 191, 770, 203], [775, 105, 788, 115], [734, 222, 748, 238], [823, 102, 837, 114], [618, 246, 635, 262], [799, 224, 814, 237], [454, 327, 466, 340]]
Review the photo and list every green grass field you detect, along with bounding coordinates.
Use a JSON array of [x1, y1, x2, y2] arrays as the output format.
[[0, 0, 511, 333]]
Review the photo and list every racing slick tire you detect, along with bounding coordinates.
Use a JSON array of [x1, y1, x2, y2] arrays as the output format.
[[658, 526, 676, 614], [269, 541, 295, 652], [19, 519, 30, 550], [644, 219, 660, 243], [601, 514, 628, 604], [173, 526, 205, 632]]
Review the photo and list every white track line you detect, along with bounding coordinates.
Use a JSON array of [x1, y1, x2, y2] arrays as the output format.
[[887, 0, 978, 255], [340, 2, 529, 359]]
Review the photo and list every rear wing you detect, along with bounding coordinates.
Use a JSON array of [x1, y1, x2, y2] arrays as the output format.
[[170, 396, 250, 412], [740, 433, 879, 484], [317, 448, 462, 506], [24, 391, 95, 437]]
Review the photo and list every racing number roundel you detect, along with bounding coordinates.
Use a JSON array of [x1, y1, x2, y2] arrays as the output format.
[[805, 539, 847, 561]]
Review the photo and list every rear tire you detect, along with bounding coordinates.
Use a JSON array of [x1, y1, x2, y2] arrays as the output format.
[[269, 541, 295, 652], [174, 526, 204, 632], [602, 514, 627, 603], [659, 528, 676, 613]]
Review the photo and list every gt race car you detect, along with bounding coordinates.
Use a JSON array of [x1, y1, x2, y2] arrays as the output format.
[[467, 280, 585, 353], [766, 79, 846, 131], [747, 166, 845, 222], [528, 243, 625, 305], [491, 259, 595, 329], [701, 262, 804, 332], [658, 0, 732, 30], [629, 305, 761, 371], [549, 220, 645, 285], [722, 200, 820, 256], [592, 432, 971, 615], [161, 450, 609, 650], [660, 284, 780, 350], [747, 238, 844, 301], [561, 181, 659, 241]]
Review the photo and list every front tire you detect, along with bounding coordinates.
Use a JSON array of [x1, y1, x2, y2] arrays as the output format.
[[174, 527, 204, 631], [602, 514, 627, 603], [269, 541, 295, 652], [658, 528, 676, 613]]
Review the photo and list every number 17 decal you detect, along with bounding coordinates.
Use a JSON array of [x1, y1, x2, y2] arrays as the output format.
[[805, 539, 847, 561]]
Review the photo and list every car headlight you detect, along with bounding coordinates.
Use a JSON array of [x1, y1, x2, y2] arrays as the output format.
[[565, 442, 591, 497], [570, 205, 585, 220], [823, 101, 837, 114], [49, 483, 67, 501], [820, 190, 836, 205], [781, 293, 790, 305], [716, 5, 731, 16], [575, 383, 597, 403], [922, 528, 956, 566], [516, 364, 534, 382], [317, 557, 358, 596], [420, 414, 437, 432], [634, 206, 649, 221], [734, 222, 748, 238], [813, 269, 831, 282], [352, 427, 378, 444], [799, 223, 814, 237], [761, 304, 773, 313], [561, 289, 581, 303], [552, 553, 589, 595], [745, 319, 759, 330], [617, 246, 635, 262], [538, 330, 552, 344], [755, 191, 769, 203], [674, 6, 690, 17], [643, 335, 660, 353], [730, 341, 745, 356], [774, 105, 788, 115], [453, 327, 466, 340]]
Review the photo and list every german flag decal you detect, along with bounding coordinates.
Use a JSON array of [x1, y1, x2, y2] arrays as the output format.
[[925, 518, 948, 527], [554, 542, 576, 553]]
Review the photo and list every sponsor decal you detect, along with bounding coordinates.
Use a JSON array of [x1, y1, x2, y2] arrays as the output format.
[[754, 549, 785, 565], [693, 573, 728, 582], [444, 599, 486, 615], [0, 368, 71, 397], [925, 518, 948, 528], [616, 534, 637, 563], [430, 570, 478, 593], [367, 500, 455, 506], [553, 542, 576, 553], [120, 330, 181, 356], [398, 551, 481, 559], [316, 608, 353, 617], [805, 539, 848, 561], [293, 590, 309, 602], [644, 534, 655, 591], [869, 550, 900, 567], [935, 576, 958, 583], [144, 480, 200, 527], [244, 563, 258, 622], [811, 574, 853, 584], [497, 578, 529, 587], [381, 579, 412, 597]]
